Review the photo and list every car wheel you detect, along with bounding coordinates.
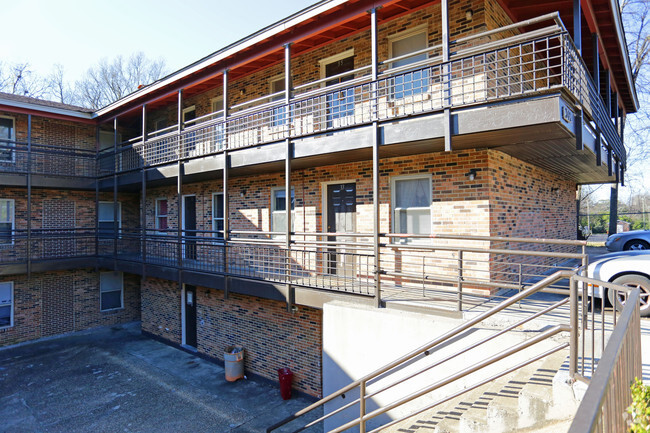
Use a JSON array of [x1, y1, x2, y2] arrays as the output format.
[[624, 239, 650, 251], [607, 274, 650, 317]]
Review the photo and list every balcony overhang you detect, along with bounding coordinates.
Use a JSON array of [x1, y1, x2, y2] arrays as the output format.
[[102, 91, 614, 191]]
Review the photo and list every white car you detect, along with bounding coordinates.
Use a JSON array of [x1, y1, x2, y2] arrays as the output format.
[[585, 251, 650, 317]]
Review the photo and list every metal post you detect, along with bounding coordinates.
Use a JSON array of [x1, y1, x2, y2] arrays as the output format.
[[27, 114, 32, 277], [95, 126, 100, 267], [223, 70, 230, 298], [592, 33, 599, 89], [113, 117, 118, 269], [457, 250, 463, 311], [359, 381, 367, 433], [569, 275, 578, 379], [609, 161, 619, 235], [442, 0, 452, 151], [573, 0, 582, 55], [284, 44, 294, 311], [605, 71, 611, 117], [371, 7, 381, 308], [141, 104, 147, 278], [177, 90, 183, 276]]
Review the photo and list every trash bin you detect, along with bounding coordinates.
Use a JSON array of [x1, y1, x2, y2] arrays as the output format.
[[278, 367, 293, 400], [224, 346, 245, 382]]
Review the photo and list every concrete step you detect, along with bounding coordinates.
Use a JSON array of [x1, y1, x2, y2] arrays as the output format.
[[379, 348, 577, 433]]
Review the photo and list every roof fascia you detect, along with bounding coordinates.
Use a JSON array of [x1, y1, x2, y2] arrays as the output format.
[[0, 100, 95, 124]]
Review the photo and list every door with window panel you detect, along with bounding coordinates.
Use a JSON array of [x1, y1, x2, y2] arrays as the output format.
[[0, 117, 15, 166], [325, 56, 355, 129]]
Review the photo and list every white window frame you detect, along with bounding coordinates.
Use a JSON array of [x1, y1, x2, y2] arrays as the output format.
[[212, 192, 224, 240], [155, 198, 169, 234], [391, 174, 432, 240], [98, 201, 122, 238], [271, 187, 295, 236], [182, 105, 196, 127], [388, 25, 429, 67], [211, 97, 224, 118], [0, 281, 13, 329], [0, 116, 16, 163], [100, 271, 124, 312], [319, 49, 355, 82], [0, 199, 15, 246]]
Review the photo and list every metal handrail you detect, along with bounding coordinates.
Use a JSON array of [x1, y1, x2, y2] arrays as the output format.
[[267, 270, 576, 432], [568, 288, 642, 433]]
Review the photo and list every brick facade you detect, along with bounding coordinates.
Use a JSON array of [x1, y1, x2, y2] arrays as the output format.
[[141, 277, 323, 397], [0, 270, 141, 346]]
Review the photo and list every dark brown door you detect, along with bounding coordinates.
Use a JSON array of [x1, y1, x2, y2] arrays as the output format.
[[185, 285, 197, 348], [327, 183, 356, 274]]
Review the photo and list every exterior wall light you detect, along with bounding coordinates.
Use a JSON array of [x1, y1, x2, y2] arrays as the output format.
[[466, 169, 478, 181], [466, 9, 473, 20]]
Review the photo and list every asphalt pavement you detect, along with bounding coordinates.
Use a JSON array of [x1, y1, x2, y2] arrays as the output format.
[[0, 322, 320, 433]]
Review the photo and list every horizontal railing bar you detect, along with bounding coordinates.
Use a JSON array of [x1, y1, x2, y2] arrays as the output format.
[[370, 343, 569, 433], [455, 12, 564, 44], [293, 65, 372, 91], [334, 325, 570, 432]]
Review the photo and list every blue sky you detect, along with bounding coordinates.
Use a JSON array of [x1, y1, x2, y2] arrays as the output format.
[[2, 0, 315, 81]]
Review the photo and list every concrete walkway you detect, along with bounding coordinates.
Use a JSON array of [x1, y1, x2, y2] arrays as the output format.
[[0, 322, 319, 433]]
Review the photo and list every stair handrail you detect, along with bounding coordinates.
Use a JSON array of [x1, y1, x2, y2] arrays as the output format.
[[267, 269, 576, 432]]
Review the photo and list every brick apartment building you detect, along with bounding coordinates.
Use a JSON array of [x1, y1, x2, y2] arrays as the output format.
[[0, 0, 636, 398]]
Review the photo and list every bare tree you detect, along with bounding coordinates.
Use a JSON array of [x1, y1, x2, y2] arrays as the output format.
[[75, 52, 167, 109], [47, 64, 77, 105], [0, 62, 48, 98]]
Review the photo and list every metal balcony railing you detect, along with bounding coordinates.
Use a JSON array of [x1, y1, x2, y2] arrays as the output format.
[[0, 228, 586, 311], [0, 139, 97, 178], [98, 13, 624, 175]]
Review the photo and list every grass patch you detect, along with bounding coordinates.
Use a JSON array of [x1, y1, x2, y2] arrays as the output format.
[[587, 241, 606, 247]]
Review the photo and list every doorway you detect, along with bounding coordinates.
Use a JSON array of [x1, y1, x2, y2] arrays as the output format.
[[326, 182, 356, 275], [183, 285, 197, 348], [183, 195, 197, 260], [322, 52, 355, 128]]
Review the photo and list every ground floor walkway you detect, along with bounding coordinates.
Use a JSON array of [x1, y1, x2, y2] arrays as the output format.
[[0, 322, 319, 433]]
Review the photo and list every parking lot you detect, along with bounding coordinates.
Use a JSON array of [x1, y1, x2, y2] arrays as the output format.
[[0, 323, 318, 433]]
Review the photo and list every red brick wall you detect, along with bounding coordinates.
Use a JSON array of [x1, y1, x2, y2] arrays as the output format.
[[0, 270, 141, 346], [0, 111, 95, 151], [140, 277, 323, 397], [198, 288, 322, 397]]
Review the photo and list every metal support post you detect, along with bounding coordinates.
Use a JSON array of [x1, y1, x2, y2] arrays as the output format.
[[223, 70, 230, 298], [95, 125, 100, 269], [457, 250, 464, 311], [575, 108, 583, 151], [284, 44, 294, 311], [141, 104, 147, 278], [113, 117, 118, 269], [592, 33, 599, 88], [573, 0, 582, 55], [370, 7, 378, 120], [359, 381, 367, 433], [177, 90, 183, 280], [371, 7, 381, 308], [569, 276, 578, 379], [609, 161, 619, 235], [27, 114, 32, 278], [442, 0, 452, 151]]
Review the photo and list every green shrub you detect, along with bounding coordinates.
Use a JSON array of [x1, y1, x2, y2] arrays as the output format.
[[628, 378, 650, 432]]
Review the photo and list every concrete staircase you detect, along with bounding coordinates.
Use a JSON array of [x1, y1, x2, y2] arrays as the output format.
[[382, 349, 582, 433]]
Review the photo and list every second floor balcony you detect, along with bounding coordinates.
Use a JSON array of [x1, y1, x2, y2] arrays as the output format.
[[95, 13, 624, 186]]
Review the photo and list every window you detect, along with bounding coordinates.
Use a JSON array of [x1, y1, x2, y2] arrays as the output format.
[[269, 76, 286, 126], [0, 282, 13, 328], [212, 193, 224, 240], [0, 199, 14, 245], [98, 201, 121, 238], [320, 50, 355, 125], [100, 272, 123, 311], [389, 28, 429, 98], [0, 117, 15, 162], [392, 176, 431, 236], [271, 187, 295, 235], [156, 199, 168, 233]]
